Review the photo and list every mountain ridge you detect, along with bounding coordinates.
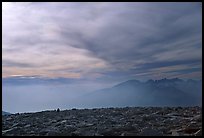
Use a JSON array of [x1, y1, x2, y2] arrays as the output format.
[[78, 78, 202, 108]]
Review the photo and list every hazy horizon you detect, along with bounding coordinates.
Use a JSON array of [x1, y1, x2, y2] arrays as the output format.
[[3, 77, 202, 113]]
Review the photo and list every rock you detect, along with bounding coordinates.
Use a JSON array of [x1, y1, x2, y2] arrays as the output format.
[[140, 128, 163, 136], [171, 130, 180, 136], [194, 129, 202, 136], [6, 117, 13, 121], [47, 130, 60, 136], [192, 115, 201, 121], [2, 128, 16, 134], [2, 107, 202, 136], [2, 127, 20, 135], [60, 120, 67, 123], [71, 132, 80, 136], [183, 127, 200, 134], [11, 123, 19, 127], [24, 124, 31, 128], [121, 132, 139, 136]]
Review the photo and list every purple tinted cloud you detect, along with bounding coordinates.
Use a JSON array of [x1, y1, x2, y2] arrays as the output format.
[[2, 2, 202, 80]]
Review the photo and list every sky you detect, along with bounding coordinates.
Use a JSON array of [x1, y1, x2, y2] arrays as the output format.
[[2, 2, 202, 82]]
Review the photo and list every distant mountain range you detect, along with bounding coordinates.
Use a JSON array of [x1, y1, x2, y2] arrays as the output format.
[[2, 77, 202, 108], [79, 78, 202, 107]]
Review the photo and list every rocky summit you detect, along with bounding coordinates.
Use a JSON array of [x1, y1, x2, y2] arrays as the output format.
[[2, 107, 202, 136]]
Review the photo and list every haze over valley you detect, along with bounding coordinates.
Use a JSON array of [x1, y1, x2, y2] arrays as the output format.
[[2, 77, 202, 113]]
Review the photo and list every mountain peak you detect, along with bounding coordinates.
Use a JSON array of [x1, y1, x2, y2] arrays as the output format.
[[154, 78, 183, 83]]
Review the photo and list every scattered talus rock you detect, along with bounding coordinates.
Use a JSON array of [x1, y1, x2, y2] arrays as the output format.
[[2, 107, 202, 136]]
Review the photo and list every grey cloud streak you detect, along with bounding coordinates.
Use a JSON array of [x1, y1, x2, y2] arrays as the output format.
[[2, 60, 38, 68]]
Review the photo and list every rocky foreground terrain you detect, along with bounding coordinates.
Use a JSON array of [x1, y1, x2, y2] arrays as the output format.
[[2, 107, 202, 136]]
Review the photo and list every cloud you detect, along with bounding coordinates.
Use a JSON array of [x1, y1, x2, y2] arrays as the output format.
[[2, 2, 202, 80], [2, 59, 37, 68]]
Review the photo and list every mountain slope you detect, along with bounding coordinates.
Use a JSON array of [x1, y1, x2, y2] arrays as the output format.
[[80, 78, 202, 108]]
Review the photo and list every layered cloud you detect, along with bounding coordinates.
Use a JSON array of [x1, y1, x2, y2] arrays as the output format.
[[2, 2, 202, 80]]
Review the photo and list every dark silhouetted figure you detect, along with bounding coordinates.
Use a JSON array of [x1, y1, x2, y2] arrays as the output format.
[[57, 108, 60, 112]]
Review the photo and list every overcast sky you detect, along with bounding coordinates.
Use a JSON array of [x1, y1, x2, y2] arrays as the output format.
[[2, 2, 202, 81]]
